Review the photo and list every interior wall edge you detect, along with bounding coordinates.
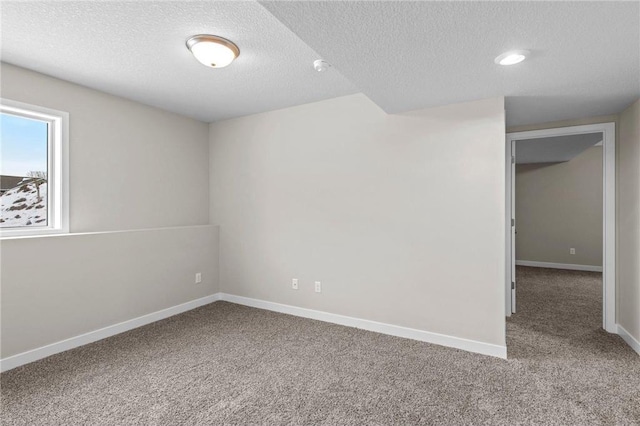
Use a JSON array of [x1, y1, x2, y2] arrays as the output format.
[[616, 324, 640, 356], [617, 98, 640, 344]]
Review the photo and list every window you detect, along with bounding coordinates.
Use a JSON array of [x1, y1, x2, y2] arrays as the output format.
[[0, 99, 68, 237]]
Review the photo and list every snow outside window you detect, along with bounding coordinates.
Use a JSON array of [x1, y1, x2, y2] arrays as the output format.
[[1, 99, 68, 237]]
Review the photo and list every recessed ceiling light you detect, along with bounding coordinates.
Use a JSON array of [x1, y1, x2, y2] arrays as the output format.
[[186, 34, 240, 69], [495, 50, 529, 66]]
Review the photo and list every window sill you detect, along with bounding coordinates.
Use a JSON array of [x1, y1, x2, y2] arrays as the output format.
[[0, 227, 69, 240]]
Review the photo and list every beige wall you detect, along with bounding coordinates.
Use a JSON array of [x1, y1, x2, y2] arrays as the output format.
[[210, 94, 506, 347], [0, 64, 217, 359], [516, 146, 603, 266], [1, 226, 219, 358], [618, 99, 640, 343], [0, 63, 210, 232]]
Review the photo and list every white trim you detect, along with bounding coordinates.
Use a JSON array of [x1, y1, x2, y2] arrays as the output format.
[[516, 260, 603, 272], [505, 136, 513, 316], [2, 290, 631, 373], [506, 122, 616, 333], [0, 98, 69, 238], [601, 122, 616, 333], [0, 292, 507, 372], [510, 140, 516, 314], [0, 224, 216, 241], [219, 294, 507, 359], [617, 325, 640, 356], [0, 293, 223, 372]]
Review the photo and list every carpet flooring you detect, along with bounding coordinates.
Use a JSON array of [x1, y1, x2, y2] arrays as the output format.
[[1, 267, 639, 425]]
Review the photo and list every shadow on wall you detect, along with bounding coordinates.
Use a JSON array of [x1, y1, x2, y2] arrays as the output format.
[[515, 146, 603, 267]]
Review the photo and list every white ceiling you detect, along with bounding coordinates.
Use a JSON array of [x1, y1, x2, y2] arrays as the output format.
[[261, 1, 640, 127], [1, 1, 638, 126], [0, 1, 357, 122], [515, 133, 603, 164]]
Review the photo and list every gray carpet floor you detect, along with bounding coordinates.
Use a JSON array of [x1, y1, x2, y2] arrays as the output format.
[[1, 267, 639, 425]]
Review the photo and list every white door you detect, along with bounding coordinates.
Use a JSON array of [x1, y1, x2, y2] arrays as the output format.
[[511, 140, 516, 313]]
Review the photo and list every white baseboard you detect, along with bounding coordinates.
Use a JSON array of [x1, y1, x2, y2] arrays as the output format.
[[219, 293, 507, 359], [0, 293, 223, 373], [516, 260, 603, 272], [617, 324, 640, 356], [1, 291, 507, 372]]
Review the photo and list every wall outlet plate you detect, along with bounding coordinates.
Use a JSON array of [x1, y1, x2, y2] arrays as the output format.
[[195, 273, 202, 284], [314, 281, 322, 293], [292, 278, 299, 290]]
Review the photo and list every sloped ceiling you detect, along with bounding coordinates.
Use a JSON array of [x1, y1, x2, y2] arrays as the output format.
[[515, 133, 603, 164], [261, 1, 640, 127]]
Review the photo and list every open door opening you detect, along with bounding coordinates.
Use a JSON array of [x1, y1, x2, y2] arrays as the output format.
[[510, 140, 516, 314], [506, 123, 616, 334]]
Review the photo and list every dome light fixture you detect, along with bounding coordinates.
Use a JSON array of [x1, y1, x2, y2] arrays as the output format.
[[313, 59, 331, 72], [186, 34, 240, 68], [494, 50, 529, 66]]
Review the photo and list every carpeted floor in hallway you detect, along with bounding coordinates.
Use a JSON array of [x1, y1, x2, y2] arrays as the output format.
[[1, 266, 638, 425]]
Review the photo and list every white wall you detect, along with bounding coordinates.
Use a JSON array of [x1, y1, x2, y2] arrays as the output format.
[[0, 64, 216, 360], [515, 146, 603, 267], [210, 94, 506, 347], [618, 99, 640, 344]]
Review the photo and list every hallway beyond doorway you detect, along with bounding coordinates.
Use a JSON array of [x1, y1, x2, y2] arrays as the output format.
[[507, 266, 624, 358]]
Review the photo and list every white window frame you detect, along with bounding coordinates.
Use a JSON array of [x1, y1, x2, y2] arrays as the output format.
[[0, 99, 69, 238], [505, 122, 616, 333]]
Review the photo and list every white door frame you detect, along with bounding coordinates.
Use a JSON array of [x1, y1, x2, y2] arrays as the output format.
[[505, 122, 616, 333]]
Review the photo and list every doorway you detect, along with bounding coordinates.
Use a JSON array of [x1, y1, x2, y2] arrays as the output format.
[[505, 123, 616, 333]]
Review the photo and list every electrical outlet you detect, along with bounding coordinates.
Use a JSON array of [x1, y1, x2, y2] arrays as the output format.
[[570, 248, 576, 255], [314, 281, 322, 293], [292, 278, 299, 290], [195, 273, 202, 284]]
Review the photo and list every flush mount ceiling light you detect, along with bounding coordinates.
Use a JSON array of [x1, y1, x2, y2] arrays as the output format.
[[494, 50, 530, 66], [313, 59, 331, 72], [186, 34, 240, 68]]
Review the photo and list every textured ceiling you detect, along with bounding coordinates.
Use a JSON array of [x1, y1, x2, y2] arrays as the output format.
[[1, 2, 638, 126], [515, 133, 603, 164], [0, 1, 357, 122], [261, 1, 640, 127]]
